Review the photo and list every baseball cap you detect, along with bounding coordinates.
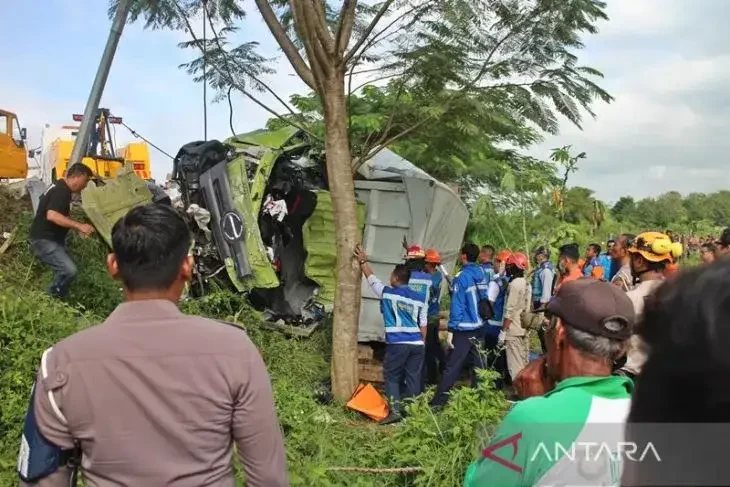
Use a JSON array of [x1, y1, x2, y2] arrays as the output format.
[[716, 228, 730, 247], [546, 279, 635, 340]]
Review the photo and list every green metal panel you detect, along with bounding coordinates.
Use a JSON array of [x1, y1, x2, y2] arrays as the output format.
[[81, 166, 152, 246], [226, 126, 300, 150], [302, 191, 365, 307], [225, 155, 279, 290]]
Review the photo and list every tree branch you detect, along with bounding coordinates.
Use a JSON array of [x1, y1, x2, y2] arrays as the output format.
[[351, 73, 400, 92], [202, 2, 297, 116], [175, 1, 319, 139], [344, 0, 396, 63], [290, 0, 329, 92], [335, 0, 358, 58], [254, 0, 316, 89], [308, 0, 336, 56]]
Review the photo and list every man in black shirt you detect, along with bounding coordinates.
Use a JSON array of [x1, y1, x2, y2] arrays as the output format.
[[30, 163, 95, 298]]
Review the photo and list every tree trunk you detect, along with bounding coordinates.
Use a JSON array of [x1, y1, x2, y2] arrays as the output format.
[[321, 72, 360, 401]]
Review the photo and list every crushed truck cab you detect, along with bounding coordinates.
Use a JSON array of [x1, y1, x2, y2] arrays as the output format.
[[82, 128, 468, 342]]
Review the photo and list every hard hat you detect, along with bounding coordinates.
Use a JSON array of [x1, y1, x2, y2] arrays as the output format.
[[506, 252, 528, 270], [406, 245, 426, 260], [424, 248, 441, 264], [496, 249, 512, 263], [628, 232, 683, 263]]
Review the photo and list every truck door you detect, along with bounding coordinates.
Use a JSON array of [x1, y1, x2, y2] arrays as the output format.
[[0, 110, 28, 179], [0, 112, 9, 175]]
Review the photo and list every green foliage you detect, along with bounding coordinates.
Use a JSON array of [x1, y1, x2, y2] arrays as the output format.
[[0, 209, 508, 486], [0, 290, 97, 483]]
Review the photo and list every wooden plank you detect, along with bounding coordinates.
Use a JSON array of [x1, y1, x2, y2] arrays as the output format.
[[358, 362, 384, 383], [357, 344, 374, 361], [0, 225, 18, 255]]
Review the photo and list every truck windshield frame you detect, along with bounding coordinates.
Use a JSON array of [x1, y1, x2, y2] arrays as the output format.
[[11, 116, 24, 147]]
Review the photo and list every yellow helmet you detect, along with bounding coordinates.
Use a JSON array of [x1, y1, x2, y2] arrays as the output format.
[[628, 232, 683, 263]]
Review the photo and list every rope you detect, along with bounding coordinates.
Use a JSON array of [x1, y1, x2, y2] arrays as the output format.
[[326, 466, 423, 474], [116, 120, 175, 160]]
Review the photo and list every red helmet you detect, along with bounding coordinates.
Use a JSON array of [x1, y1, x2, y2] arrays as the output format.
[[406, 245, 426, 260], [506, 252, 528, 270], [496, 249, 512, 263], [425, 248, 441, 264]]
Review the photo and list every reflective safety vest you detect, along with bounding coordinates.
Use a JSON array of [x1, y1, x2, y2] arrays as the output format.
[[408, 271, 432, 309], [532, 261, 555, 302], [381, 285, 426, 345]]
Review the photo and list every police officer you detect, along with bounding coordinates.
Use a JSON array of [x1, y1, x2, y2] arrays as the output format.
[[18, 204, 288, 486]]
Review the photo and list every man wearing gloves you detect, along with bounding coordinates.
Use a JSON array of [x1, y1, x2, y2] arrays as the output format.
[[430, 243, 490, 407]]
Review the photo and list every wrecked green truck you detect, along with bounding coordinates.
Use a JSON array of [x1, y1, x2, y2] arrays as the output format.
[[81, 127, 469, 341]]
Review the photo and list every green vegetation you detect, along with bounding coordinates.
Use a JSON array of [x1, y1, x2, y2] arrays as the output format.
[[0, 199, 507, 486]]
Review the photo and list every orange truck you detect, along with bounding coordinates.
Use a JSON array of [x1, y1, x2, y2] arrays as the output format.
[[0, 109, 28, 179]]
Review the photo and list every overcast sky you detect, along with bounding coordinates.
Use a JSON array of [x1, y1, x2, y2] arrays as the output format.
[[2, 0, 728, 204]]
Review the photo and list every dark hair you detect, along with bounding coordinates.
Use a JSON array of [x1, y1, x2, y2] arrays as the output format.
[[392, 264, 411, 285], [607, 239, 616, 245], [534, 245, 549, 257], [589, 243, 602, 255], [481, 245, 495, 254], [66, 163, 94, 179], [111, 204, 191, 291], [558, 243, 579, 261], [701, 242, 715, 253], [405, 258, 425, 272], [628, 261, 730, 423], [461, 243, 480, 263], [506, 264, 525, 278]]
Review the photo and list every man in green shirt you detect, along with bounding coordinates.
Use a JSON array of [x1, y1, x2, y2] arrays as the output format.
[[464, 279, 635, 487]]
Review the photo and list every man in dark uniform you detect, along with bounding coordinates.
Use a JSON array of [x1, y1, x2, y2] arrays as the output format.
[[29, 163, 94, 298], [18, 204, 288, 486]]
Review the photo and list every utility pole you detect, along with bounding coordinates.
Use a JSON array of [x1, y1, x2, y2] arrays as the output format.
[[68, 0, 133, 170], [202, 0, 208, 141]]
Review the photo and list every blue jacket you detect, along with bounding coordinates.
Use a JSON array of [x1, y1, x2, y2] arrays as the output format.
[[381, 285, 426, 345], [599, 253, 613, 280], [427, 271, 443, 319], [448, 263, 489, 332], [481, 262, 495, 283], [583, 257, 604, 279], [532, 261, 555, 303], [408, 270, 432, 309], [486, 274, 510, 337]]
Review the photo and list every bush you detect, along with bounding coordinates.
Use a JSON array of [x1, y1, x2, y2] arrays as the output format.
[[0, 210, 509, 486]]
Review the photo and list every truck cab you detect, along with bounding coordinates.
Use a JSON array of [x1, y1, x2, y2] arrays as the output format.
[[0, 109, 28, 179]]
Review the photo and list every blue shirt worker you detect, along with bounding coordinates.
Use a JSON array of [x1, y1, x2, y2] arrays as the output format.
[[431, 243, 490, 407], [484, 249, 512, 389], [583, 243, 605, 280], [423, 249, 446, 386], [532, 246, 555, 353], [404, 245, 432, 311], [480, 245, 496, 282], [600, 240, 614, 280], [355, 245, 427, 425]]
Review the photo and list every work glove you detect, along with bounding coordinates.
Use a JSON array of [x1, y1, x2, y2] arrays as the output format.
[[497, 330, 506, 347], [447, 332, 454, 350]]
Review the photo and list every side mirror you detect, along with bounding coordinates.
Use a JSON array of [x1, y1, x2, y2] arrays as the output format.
[[20, 128, 27, 140]]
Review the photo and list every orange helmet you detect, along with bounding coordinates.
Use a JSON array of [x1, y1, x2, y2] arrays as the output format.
[[496, 249, 512, 263], [425, 248, 441, 264], [506, 252, 528, 270], [406, 245, 426, 260]]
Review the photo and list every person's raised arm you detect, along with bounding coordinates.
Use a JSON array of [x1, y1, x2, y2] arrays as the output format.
[[354, 245, 385, 299]]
